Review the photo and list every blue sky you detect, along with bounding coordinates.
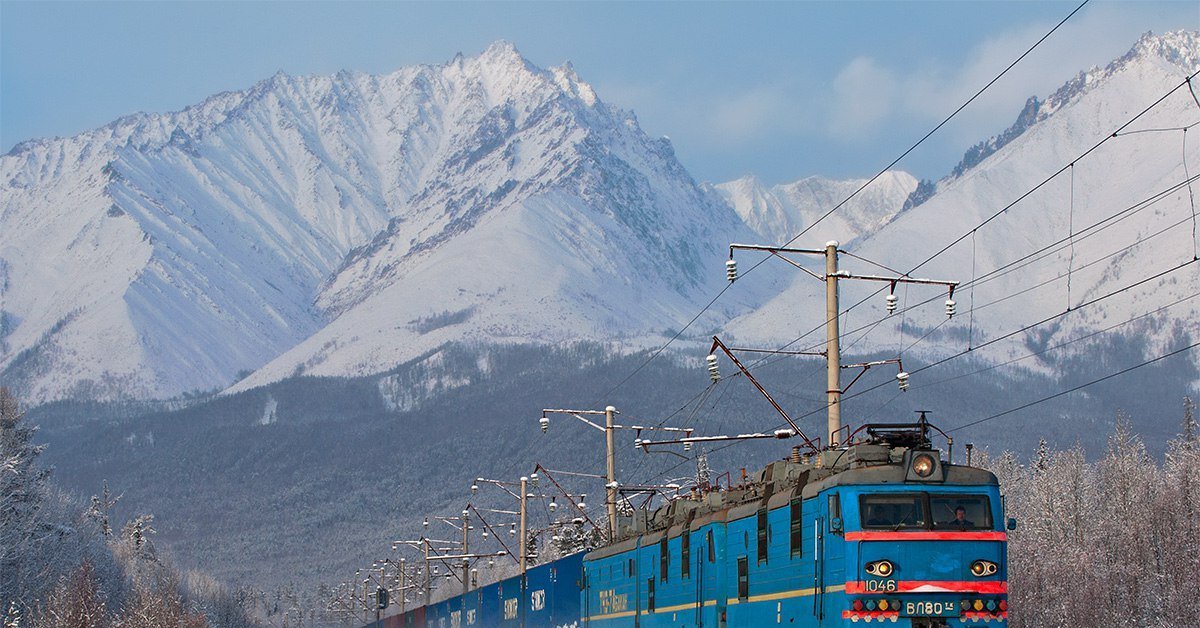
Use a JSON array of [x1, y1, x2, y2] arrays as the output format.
[[2, 1, 1196, 183]]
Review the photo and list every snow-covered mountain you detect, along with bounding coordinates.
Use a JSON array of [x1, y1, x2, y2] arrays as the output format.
[[714, 171, 917, 247], [0, 42, 761, 402], [727, 32, 1200, 381], [4, 32, 1198, 405]]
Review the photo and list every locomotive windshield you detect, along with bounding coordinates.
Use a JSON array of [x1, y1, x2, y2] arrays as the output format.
[[860, 493, 992, 530], [860, 494, 927, 529]]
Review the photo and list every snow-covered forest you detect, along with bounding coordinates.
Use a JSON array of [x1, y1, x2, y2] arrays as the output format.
[[984, 400, 1200, 628], [0, 387, 263, 627]]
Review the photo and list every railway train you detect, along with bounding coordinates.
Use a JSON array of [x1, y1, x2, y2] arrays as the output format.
[[368, 417, 1011, 628]]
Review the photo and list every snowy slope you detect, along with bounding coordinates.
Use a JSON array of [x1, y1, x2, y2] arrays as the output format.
[[714, 171, 917, 247], [0, 42, 761, 402], [5, 33, 1197, 404], [727, 32, 1200, 381]]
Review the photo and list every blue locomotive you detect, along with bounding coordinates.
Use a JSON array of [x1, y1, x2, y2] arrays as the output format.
[[373, 418, 1010, 628]]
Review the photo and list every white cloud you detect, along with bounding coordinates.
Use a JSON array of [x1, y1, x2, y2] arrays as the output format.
[[827, 5, 1198, 149], [708, 86, 799, 142], [829, 56, 898, 138]]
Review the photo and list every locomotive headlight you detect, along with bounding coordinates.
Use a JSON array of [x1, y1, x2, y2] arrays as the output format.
[[865, 559, 895, 577], [911, 453, 937, 478], [970, 560, 999, 577]]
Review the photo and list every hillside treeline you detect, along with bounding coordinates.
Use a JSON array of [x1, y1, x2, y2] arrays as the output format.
[[986, 401, 1200, 628]]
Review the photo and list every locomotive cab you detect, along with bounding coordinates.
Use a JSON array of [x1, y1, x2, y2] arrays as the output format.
[[820, 422, 1009, 627]]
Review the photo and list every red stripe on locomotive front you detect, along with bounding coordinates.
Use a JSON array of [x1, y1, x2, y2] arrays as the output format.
[[844, 580, 1008, 595], [845, 531, 1008, 542]]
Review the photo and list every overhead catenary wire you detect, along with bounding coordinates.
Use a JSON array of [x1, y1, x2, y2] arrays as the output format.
[[589, 0, 1090, 406], [674, 228, 1200, 470], [776, 0, 1092, 251], [648, 302, 1200, 486], [696, 162, 1200, 404], [613, 2, 1113, 488], [621, 17, 1200, 501], [905, 69, 1200, 281], [785, 256, 1200, 429], [947, 339, 1200, 434], [757, 169, 1200, 370], [485, 7, 1193, 525], [915, 289, 1200, 391]]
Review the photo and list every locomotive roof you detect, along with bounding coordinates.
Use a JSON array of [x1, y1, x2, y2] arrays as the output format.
[[591, 437, 998, 558]]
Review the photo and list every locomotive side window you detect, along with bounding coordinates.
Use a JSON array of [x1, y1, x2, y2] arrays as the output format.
[[756, 508, 768, 565], [788, 499, 802, 557], [660, 536, 669, 582], [707, 529, 715, 563], [930, 494, 992, 530], [860, 494, 927, 529], [681, 528, 691, 579], [737, 556, 749, 601]]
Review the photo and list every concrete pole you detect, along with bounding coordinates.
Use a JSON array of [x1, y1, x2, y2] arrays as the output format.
[[605, 405, 618, 541], [462, 510, 470, 597], [423, 540, 432, 602], [399, 559, 406, 614], [825, 241, 842, 447], [377, 566, 385, 623], [519, 476, 529, 575], [363, 578, 370, 623]]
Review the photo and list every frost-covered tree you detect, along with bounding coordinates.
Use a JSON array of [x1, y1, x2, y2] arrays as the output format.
[[0, 387, 50, 612], [982, 401, 1200, 628], [33, 560, 109, 628], [116, 572, 205, 628], [87, 482, 121, 540]]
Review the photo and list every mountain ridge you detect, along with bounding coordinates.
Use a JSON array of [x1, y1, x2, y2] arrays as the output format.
[[4, 32, 1199, 404]]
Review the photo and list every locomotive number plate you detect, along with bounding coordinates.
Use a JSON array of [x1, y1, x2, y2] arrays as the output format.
[[901, 600, 959, 617]]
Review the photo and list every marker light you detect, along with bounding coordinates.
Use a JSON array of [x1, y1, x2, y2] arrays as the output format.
[[970, 560, 999, 577], [865, 560, 895, 577], [852, 600, 864, 611], [911, 453, 936, 478], [878, 600, 889, 611], [973, 600, 984, 612]]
